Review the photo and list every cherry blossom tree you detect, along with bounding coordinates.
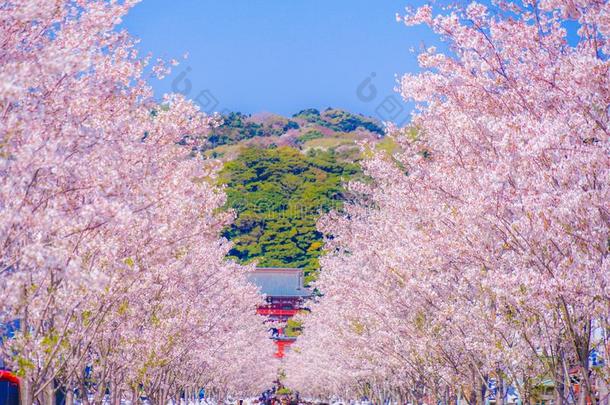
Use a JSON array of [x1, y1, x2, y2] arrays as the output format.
[[0, 1, 275, 403], [285, 0, 609, 404]]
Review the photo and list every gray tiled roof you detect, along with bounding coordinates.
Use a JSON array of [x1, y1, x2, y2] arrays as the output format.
[[247, 267, 311, 297]]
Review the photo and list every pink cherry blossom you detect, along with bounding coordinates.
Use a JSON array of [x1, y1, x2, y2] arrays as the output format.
[[0, 1, 275, 403], [285, 1, 610, 404]]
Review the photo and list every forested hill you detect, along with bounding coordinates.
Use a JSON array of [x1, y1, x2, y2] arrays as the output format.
[[201, 107, 386, 160], [208, 108, 394, 282]]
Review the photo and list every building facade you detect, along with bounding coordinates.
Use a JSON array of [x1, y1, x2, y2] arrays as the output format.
[[247, 267, 311, 358]]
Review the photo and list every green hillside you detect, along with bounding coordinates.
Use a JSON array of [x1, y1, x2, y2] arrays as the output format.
[[202, 108, 394, 282], [202, 107, 384, 159], [219, 146, 360, 282]]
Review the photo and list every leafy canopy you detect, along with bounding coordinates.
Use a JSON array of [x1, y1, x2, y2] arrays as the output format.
[[219, 146, 359, 282]]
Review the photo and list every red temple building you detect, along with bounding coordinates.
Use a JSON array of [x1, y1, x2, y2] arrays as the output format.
[[247, 267, 311, 358]]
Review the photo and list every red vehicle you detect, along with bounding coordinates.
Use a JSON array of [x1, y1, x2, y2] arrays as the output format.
[[0, 369, 20, 405], [1, 320, 21, 404]]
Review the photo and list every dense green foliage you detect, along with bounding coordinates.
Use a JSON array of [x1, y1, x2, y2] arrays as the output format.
[[292, 108, 384, 135], [295, 130, 324, 145], [219, 146, 359, 281]]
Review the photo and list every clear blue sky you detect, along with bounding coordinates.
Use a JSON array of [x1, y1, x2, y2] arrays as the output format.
[[122, 0, 437, 122]]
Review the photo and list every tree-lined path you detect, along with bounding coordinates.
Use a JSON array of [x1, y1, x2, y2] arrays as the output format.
[[1, 0, 609, 404]]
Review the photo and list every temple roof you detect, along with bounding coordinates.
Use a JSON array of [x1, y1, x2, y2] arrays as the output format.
[[247, 267, 311, 298]]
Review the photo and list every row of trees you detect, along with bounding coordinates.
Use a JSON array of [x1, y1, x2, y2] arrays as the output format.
[[285, 0, 609, 404], [0, 1, 275, 403]]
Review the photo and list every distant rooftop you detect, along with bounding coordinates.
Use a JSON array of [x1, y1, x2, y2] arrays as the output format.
[[247, 267, 311, 298]]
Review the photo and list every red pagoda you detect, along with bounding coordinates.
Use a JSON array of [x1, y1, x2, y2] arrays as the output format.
[[247, 267, 311, 358]]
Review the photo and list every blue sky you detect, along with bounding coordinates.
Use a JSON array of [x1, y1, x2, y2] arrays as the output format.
[[122, 0, 437, 122]]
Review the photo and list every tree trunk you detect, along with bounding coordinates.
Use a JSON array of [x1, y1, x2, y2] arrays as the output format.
[[554, 357, 565, 405], [94, 382, 107, 405], [471, 369, 486, 405], [475, 381, 485, 405], [20, 377, 32, 405], [469, 387, 477, 405], [43, 381, 55, 405], [599, 379, 609, 405], [521, 378, 531, 405], [110, 378, 120, 405], [496, 374, 505, 405], [131, 387, 139, 405], [65, 389, 74, 405]]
